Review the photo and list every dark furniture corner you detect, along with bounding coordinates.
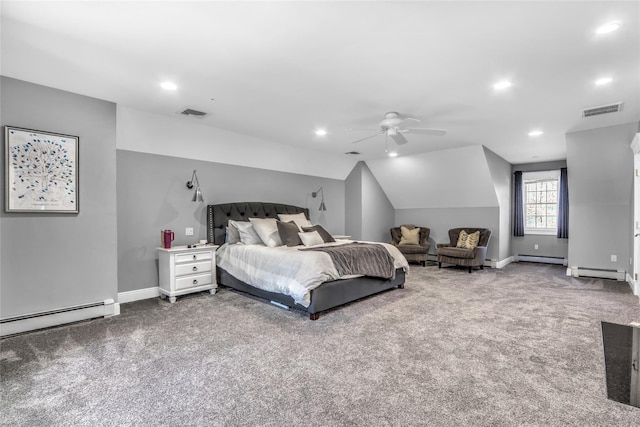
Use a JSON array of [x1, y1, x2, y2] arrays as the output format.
[[390, 225, 430, 267], [436, 227, 491, 273]]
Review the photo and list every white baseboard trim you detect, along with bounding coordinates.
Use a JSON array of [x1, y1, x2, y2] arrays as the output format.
[[1, 299, 118, 337], [567, 266, 626, 281], [118, 287, 160, 304], [495, 256, 514, 269], [514, 255, 567, 266], [627, 273, 639, 297]]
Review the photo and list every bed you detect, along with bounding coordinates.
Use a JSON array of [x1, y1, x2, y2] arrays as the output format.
[[207, 202, 407, 320]]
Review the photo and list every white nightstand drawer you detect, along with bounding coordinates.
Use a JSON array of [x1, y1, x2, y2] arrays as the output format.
[[175, 273, 213, 290], [175, 260, 212, 277], [175, 251, 213, 263]]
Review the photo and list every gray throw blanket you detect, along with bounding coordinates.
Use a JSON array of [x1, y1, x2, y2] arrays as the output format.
[[300, 242, 396, 279]]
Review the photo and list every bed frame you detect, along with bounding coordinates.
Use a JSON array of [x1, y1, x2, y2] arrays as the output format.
[[207, 202, 405, 320]]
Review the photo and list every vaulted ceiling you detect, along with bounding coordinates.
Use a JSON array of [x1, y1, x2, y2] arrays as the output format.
[[2, 1, 638, 172]]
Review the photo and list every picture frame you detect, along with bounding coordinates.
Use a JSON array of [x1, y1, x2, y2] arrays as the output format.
[[5, 126, 79, 213]]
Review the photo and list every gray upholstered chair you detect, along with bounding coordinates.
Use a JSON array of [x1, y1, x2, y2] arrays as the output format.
[[390, 225, 430, 267], [437, 228, 491, 273]]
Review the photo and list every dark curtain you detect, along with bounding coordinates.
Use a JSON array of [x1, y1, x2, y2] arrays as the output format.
[[557, 167, 569, 238], [513, 171, 524, 236]]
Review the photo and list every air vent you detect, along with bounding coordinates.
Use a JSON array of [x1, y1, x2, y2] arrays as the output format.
[[345, 151, 361, 155], [582, 102, 623, 118], [179, 108, 208, 117]]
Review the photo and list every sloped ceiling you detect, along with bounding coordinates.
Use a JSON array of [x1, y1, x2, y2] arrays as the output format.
[[1, 1, 638, 168], [366, 145, 499, 210]]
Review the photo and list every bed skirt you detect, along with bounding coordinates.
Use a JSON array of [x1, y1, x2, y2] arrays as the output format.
[[217, 267, 406, 320]]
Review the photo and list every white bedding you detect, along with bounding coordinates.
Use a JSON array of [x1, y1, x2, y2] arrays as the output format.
[[216, 240, 409, 307]]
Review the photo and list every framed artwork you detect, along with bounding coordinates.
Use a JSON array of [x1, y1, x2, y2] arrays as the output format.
[[5, 126, 79, 213]]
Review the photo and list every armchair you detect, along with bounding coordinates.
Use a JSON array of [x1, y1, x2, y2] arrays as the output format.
[[437, 228, 491, 273], [390, 225, 430, 267]]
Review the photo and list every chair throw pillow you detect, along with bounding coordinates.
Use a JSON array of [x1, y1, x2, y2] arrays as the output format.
[[465, 231, 480, 249], [399, 226, 420, 245], [456, 230, 480, 249]]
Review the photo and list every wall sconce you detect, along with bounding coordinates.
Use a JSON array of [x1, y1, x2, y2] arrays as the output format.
[[186, 170, 204, 203], [311, 186, 327, 211]]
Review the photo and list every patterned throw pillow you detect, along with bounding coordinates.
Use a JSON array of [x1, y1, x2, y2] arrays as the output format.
[[456, 230, 469, 248], [465, 231, 480, 249], [399, 226, 420, 245]]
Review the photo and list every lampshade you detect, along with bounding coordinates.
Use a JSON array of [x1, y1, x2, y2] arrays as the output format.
[[312, 186, 327, 211], [192, 186, 204, 203], [186, 170, 204, 203]]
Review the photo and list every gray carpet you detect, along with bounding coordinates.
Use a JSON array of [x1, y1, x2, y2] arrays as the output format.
[[2, 262, 640, 426]]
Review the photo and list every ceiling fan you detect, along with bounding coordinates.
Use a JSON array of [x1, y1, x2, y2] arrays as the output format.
[[348, 111, 447, 145]]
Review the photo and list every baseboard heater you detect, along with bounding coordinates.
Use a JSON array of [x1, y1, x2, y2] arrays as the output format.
[[515, 254, 567, 265], [0, 299, 117, 337], [567, 267, 625, 281]]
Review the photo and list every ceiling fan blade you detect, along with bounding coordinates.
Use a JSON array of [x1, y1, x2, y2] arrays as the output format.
[[351, 133, 382, 144], [406, 128, 447, 136], [398, 117, 421, 127], [346, 128, 380, 132], [391, 133, 409, 145]]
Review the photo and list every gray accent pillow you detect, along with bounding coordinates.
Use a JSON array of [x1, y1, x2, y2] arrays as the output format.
[[277, 220, 303, 247], [302, 225, 335, 243]]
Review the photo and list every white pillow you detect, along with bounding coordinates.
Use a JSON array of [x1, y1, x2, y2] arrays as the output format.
[[277, 213, 311, 231], [226, 220, 244, 244], [249, 217, 282, 247], [235, 221, 264, 245], [298, 230, 324, 247]]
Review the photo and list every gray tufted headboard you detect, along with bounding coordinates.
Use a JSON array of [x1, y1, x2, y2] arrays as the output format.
[[207, 202, 310, 245]]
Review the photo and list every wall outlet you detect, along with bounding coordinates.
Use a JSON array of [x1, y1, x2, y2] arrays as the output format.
[[185, 227, 194, 236], [610, 254, 617, 262], [534, 244, 539, 250]]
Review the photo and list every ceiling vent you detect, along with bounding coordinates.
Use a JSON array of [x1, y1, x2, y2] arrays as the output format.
[[582, 102, 623, 118], [179, 108, 208, 118], [345, 151, 361, 155]]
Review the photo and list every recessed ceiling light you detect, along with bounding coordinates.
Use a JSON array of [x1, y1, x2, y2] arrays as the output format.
[[528, 130, 544, 137], [493, 80, 513, 90], [388, 151, 398, 158], [595, 77, 613, 86], [315, 129, 327, 136], [160, 81, 178, 91], [596, 21, 622, 35]]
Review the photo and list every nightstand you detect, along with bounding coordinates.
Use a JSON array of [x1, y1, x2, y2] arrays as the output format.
[[332, 235, 352, 240], [158, 245, 218, 303]]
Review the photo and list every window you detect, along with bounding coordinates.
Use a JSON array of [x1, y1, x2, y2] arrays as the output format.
[[523, 170, 560, 235]]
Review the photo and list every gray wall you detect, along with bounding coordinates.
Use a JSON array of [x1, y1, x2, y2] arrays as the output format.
[[484, 147, 512, 261], [395, 207, 500, 260], [0, 77, 118, 318], [360, 162, 394, 242], [345, 162, 363, 240], [344, 161, 394, 243], [511, 160, 569, 260], [117, 150, 345, 293], [566, 122, 638, 272]]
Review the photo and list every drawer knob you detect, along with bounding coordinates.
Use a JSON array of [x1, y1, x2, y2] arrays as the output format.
[[192, 266, 198, 271], [193, 279, 198, 285], [192, 255, 197, 260]]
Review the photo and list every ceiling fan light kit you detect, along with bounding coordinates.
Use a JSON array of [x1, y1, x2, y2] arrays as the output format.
[[348, 111, 447, 153]]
